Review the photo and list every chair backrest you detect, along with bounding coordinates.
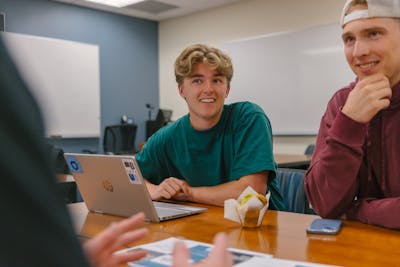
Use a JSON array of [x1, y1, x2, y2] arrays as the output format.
[[103, 124, 137, 155], [47, 144, 70, 174], [276, 168, 310, 214], [304, 144, 315, 155]]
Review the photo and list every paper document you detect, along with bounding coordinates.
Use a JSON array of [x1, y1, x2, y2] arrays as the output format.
[[124, 237, 340, 267]]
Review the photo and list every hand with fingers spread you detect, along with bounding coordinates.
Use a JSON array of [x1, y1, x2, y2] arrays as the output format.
[[83, 212, 149, 267], [172, 233, 233, 267], [82, 213, 232, 267], [342, 73, 392, 123]]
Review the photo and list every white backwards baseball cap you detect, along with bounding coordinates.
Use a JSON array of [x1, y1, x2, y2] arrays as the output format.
[[341, 0, 400, 27]]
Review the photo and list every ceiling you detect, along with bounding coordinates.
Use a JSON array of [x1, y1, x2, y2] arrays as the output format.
[[52, 0, 243, 21]]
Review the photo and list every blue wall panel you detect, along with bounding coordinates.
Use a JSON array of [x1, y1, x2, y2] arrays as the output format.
[[0, 0, 158, 152]]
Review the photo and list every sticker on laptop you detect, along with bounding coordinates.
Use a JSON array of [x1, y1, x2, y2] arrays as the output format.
[[65, 156, 83, 173], [122, 158, 141, 184]]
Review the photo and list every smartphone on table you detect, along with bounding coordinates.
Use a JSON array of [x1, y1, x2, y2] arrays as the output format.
[[306, 218, 342, 235]]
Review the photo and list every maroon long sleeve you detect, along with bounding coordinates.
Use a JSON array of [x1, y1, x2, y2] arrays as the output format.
[[305, 79, 400, 230]]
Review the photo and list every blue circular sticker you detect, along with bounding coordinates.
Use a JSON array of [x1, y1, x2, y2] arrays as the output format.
[[66, 156, 82, 173]]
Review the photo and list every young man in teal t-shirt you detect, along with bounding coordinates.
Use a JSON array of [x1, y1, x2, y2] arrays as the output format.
[[136, 44, 284, 210]]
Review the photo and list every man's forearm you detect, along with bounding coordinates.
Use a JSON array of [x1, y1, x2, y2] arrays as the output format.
[[305, 111, 366, 218], [346, 197, 400, 230], [187, 172, 267, 206]]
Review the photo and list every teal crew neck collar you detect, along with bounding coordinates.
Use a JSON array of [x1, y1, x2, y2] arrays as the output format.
[[184, 106, 227, 133]]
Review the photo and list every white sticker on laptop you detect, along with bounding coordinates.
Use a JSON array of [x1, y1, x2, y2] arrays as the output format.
[[122, 158, 141, 184]]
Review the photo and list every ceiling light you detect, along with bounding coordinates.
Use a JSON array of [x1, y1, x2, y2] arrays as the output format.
[[84, 0, 144, 8]]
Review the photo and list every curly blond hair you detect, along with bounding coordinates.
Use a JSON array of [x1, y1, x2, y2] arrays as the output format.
[[174, 44, 233, 85]]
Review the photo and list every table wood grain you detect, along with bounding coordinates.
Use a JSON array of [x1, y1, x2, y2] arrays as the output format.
[[68, 202, 400, 267]]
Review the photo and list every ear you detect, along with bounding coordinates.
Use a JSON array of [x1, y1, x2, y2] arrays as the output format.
[[225, 85, 231, 98], [178, 84, 186, 99]]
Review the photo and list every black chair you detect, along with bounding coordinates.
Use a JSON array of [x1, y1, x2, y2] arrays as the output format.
[[275, 168, 314, 214], [47, 145, 70, 174], [47, 145, 79, 203], [304, 144, 315, 155], [103, 124, 137, 155], [146, 108, 173, 139]]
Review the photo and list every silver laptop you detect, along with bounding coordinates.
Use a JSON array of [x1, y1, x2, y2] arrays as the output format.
[[64, 153, 206, 222]]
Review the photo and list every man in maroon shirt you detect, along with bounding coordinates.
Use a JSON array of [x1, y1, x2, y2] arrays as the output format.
[[305, 0, 400, 229]]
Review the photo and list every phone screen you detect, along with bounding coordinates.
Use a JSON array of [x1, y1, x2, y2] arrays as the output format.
[[306, 218, 342, 235]]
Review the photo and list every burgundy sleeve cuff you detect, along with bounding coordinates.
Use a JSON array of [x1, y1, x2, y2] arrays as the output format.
[[329, 111, 367, 146]]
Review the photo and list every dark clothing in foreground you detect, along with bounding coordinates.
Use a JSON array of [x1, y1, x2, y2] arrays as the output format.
[[0, 38, 89, 266]]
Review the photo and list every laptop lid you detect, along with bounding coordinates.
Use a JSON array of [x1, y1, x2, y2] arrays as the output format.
[[64, 153, 206, 222]]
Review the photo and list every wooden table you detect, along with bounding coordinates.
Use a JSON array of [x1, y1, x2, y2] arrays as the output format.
[[274, 153, 312, 169], [68, 202, 400, 267]]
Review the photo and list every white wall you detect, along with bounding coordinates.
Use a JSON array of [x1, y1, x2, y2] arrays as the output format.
[[158, 0, 345, 153]]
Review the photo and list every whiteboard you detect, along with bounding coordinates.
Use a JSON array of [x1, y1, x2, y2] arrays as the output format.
[[222, 23, 355, 135], [2, 32, 100, 138]]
